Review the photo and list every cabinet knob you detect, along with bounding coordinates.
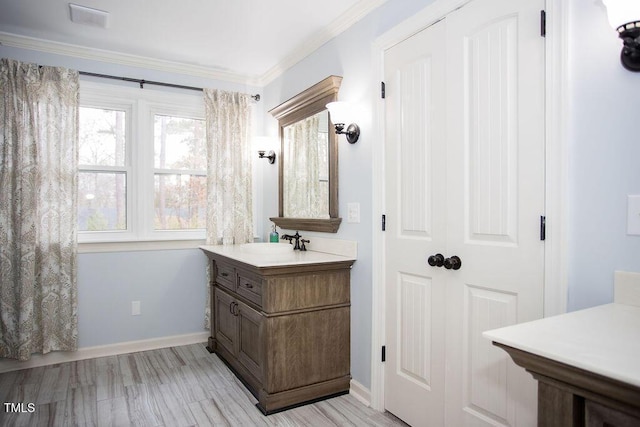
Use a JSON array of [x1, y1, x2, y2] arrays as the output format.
[[244, 283, 253, 289]]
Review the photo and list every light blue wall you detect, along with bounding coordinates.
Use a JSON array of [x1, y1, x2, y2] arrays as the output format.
[[566, 1, 640, 310], [77, 249, 208, 347]]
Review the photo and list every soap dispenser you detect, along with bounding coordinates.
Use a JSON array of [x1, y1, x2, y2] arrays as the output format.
[[269, 224, 279, 243]]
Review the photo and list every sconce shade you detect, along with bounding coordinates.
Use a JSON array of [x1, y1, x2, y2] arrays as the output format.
[[604, 0, 640, 72], [603, 0, 640, 29], [326, 102, 351, 125]]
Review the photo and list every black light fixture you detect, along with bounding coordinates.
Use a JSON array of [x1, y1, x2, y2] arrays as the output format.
[[604, 0, 640, 71], [258, 150, 276, 164], [326, 102, 360, 144]]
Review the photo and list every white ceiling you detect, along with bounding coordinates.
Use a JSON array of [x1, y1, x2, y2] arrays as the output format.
[[0, 0, 385, 84]]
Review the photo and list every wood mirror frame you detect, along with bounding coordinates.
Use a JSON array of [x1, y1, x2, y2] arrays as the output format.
[[268, 75, 342, 233]]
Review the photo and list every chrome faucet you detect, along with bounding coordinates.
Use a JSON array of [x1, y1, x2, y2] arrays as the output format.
[[281, 231, 308, 251]]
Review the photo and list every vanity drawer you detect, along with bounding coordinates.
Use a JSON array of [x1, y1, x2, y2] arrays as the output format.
[[237, 273, 263, 306], [215, 262, 236, 291]]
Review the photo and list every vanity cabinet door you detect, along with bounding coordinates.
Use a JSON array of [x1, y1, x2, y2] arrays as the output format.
[[586, 400, 640, 427], [214, 288, 237, 356], [237, 300, 263, 382]]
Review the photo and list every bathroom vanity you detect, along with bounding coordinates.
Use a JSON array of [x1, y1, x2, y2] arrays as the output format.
[[200, 243, 356, 414], [484, 273, 640, 426]]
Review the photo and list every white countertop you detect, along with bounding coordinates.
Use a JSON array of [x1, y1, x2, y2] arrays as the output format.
[[483, 302, 640, 388], [200, 243, 356, 268]]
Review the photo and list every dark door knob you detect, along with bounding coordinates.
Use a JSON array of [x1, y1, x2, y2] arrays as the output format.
[[444, 256, 462, 270], [428, 253, 445, 267]]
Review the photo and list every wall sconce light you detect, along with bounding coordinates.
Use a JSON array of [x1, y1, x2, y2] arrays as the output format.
[[258, 150, 276, 164], [326, 101, 360, 144], [604, 0, 640, 71]]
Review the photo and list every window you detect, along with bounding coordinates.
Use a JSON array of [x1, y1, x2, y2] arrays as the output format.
[[79, 82, 206, 244]]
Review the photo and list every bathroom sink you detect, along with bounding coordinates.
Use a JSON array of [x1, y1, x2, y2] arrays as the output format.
[[239, 243, 292, 255]]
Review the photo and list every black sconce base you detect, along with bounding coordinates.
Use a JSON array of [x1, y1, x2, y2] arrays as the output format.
[[258, 150, 276, 164], [334, 123, 360, 144], [618, 23, 640, 72]]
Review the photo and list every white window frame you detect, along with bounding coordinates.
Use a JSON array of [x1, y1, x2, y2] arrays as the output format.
[[78, 81, 207, 245]]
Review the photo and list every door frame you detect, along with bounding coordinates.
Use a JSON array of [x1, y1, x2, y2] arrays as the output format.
[[369, 0, 569, 411]]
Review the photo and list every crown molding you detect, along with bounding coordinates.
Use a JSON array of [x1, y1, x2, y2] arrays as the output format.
[[0, 0, 387, 88], [0, 31, 262, 86], [259, 0, 388, 86]]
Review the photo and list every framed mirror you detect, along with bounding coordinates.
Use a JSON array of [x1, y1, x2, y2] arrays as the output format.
[[268, 76, 342, 233]]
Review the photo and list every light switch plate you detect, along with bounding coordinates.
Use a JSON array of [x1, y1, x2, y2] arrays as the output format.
[[628, 195, 640, 236], [347, 203, 360, 223]]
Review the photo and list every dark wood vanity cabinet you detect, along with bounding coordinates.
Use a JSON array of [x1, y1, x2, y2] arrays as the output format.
[[494, 344, 640, 427], [204, 252, 354, 415]]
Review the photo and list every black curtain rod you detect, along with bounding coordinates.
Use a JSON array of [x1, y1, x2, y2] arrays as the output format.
[[78, 71, 260, 101]]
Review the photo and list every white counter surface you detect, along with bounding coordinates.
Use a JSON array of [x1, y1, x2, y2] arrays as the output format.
[[483, 303, 640, 388], [200, 243, 356, 268]]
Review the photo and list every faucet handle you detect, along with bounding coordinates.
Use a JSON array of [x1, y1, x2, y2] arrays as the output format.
[[300, 239, 310, 251]]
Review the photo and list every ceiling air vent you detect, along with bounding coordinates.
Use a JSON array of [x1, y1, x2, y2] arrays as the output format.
[[69, 3, 110, 28]]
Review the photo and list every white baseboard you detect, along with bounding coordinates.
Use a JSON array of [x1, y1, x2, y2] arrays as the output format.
[[349, 379, 371, 406], [0, 331, 209, 374]]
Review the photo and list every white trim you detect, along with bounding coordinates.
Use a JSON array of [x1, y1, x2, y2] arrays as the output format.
[[543, 0, 570, 318], [349, 379, 372, 406], [78, 239, 206, 253], [369, 0, 568, 412], [0, 332, 209, 374], [0, 32, 258, 85]]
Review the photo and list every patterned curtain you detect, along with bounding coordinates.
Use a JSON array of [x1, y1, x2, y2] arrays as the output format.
[[0, 58, 79, 361], [203, 89, 253, 327]]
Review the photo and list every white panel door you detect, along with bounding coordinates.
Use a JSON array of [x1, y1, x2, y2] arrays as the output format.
[[444, 0, 545, 425], [383, 18, 447, 427], [383, 0, 545, 425]]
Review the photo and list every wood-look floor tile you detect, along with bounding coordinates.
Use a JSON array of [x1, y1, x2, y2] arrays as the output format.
[[0, 343, 407, 427], [70, 358, 97, 388], [66, 384, 98, 426], [36, 364, 70, 403], [122, 383, 163, 427], [97, 396, 132, 427], [117, 353, 142, 387], [164, 364, 209, 403], [205, 386, 269, 426], [188, 398, 233, 426], [96, 356, 125, 401], [148, 382, 196, 427]]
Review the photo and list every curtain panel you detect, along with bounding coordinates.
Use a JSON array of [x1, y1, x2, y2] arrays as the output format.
[[0, 58, 79, 361], [203, 89, 254, 328]]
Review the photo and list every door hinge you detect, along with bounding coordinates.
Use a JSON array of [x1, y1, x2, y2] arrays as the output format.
[[382, 345, 386, 362], [382, 214, 386, 231], [540, 10, 546, 37], [381, 81, 386, 99], [540, 216, 546, 241]]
